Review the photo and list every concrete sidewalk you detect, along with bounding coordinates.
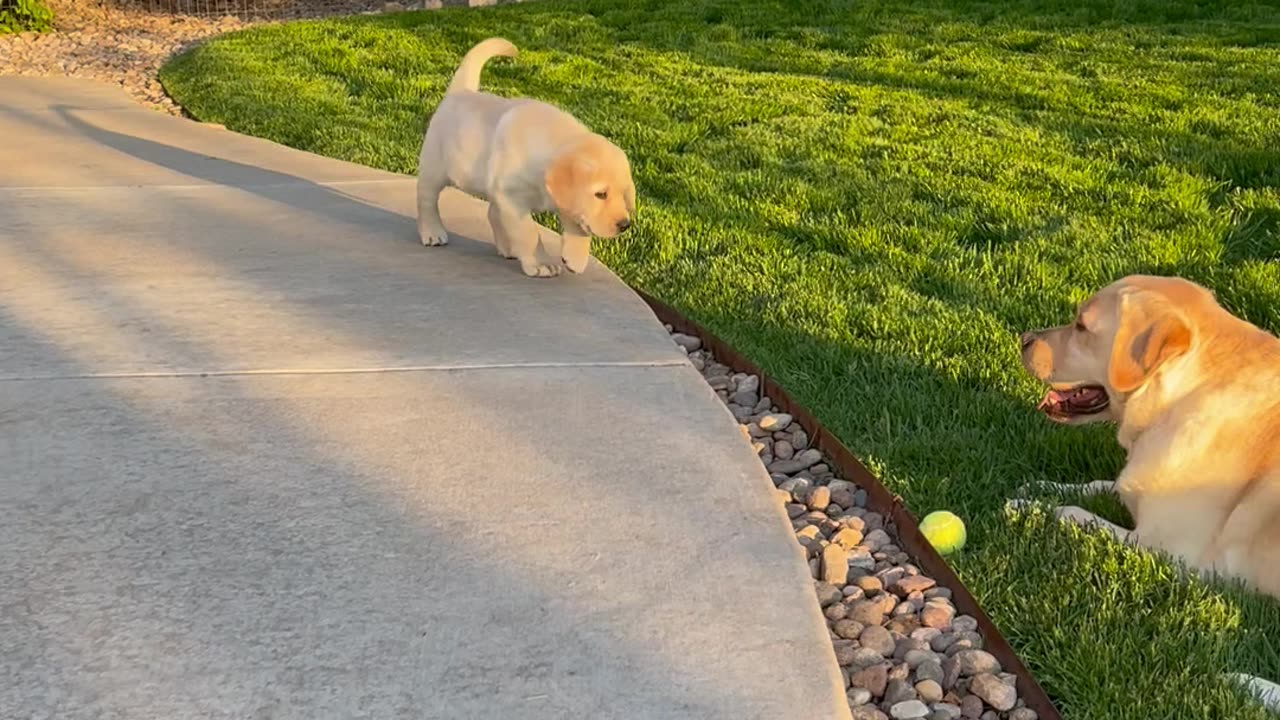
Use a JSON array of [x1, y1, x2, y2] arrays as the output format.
[[0, 78, 849, 719]]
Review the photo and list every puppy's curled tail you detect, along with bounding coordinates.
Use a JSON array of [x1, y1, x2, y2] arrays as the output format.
[[446, 37, 518, 95]]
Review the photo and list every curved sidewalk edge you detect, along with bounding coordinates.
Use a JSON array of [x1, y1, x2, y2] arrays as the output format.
[[0, 77, 851, 719]]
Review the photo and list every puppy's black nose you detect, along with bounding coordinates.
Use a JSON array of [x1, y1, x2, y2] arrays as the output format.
[[616, 218, 631, 232], [1020, 331, 1036, 350]]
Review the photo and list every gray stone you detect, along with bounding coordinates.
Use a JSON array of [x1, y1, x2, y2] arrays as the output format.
[[960, 693, 984, 719], [955, 650, 1002, 677], [850, 704, 890, 720], [815, 581, 844, 607], [850, 647, 890, 669], [915, 658, 944, 685], [905, 649, 939, 669], [911, 627, 942, 645], [860, 624, 896, 657], [834, 619, 865, 640], [848, 687, 873, 706], [884, 679, 918, 706], [928, 702, 962, 720], [670, 333, 702, 352], [779, 476, 813, 499], [1009, 709, 1038, 720], [864, 528, 893, 552], [791, 428, 810, 448], [768, 448, 823, 475], [833, 640, 860, 666], [834, 635, 855, 666], [941, 656, 962, 690], [969, 673, 1017, 712], [889, 699, 931, 719], [931, 632, 958, 653]]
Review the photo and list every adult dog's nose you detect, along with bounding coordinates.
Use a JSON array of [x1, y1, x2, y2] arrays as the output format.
[[616, 218, 631, 233], [1020, 331, 1037, 351]]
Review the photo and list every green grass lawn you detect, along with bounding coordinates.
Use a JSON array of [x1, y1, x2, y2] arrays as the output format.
[[160, 1, 1280, 716]]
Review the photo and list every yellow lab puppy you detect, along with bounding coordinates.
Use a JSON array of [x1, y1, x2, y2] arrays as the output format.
[[1016, 274, 1280, 710], [416, 38, 636, 278]]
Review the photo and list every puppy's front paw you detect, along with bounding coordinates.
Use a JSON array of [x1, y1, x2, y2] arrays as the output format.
[[520, 260, 562, 278], [419, 223, 449, 246]]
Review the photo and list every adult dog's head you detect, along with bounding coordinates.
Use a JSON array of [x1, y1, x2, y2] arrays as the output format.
[[545, 134, 636, 273], [1019, 275, 1217, 425]]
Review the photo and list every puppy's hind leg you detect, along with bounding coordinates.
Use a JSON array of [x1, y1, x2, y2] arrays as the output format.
[[488, 203, 516, 260], [416, 167, 450, 247]]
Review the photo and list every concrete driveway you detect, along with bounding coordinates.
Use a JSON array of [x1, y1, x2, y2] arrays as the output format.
[[0, 77, 849, 719]]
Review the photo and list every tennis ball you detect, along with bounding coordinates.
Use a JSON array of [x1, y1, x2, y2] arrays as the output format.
[[919, 511, 966, 554]]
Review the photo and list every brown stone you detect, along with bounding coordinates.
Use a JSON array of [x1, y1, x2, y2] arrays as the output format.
[[849, 663, 889, 697]]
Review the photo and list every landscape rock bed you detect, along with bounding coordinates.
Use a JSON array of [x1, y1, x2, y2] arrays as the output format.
[[0, 0, 390, 115], [648, 294, 1060, 720]]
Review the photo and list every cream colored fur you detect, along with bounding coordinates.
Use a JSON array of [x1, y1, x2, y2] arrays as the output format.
[[416, 38, 635, 278], [1013, 274, 1280, 712]]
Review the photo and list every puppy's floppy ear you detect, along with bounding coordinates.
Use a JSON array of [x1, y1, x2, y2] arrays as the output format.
[[545, 149, 592, 211], [1108, 290, 1193, 394], [623, 183, 636, 215]]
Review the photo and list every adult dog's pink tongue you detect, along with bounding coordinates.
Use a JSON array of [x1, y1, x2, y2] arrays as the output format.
[[1037, 390, 1066, 413], [1038, 387, 1106, 414]]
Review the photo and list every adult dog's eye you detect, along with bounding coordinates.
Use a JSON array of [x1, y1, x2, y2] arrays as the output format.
[[595, 190, 608, 200], [1075, 320, 1088, 332]]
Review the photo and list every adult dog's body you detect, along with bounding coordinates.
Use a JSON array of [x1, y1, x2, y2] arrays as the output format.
[[416, 38, 635, 278], [1017, 274, 1280, 710]]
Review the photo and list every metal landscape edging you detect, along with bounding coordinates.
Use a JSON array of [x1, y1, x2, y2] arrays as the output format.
[[639, 291, 1062, 720]]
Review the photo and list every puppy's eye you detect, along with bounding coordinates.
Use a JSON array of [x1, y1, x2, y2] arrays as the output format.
[[594, 190, 608, 200]]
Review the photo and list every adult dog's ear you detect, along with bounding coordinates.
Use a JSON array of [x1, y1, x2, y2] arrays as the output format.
[[1108, 290, 1193, 394], [545, 149, 592, 211]]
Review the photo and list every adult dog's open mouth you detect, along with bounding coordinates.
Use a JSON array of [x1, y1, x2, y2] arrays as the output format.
[[1038, 385, 1110, 421]]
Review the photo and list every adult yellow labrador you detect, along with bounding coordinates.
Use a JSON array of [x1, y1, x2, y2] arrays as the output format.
[[1015, 274, 1280, 710], [416, 38, 636, 278]]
